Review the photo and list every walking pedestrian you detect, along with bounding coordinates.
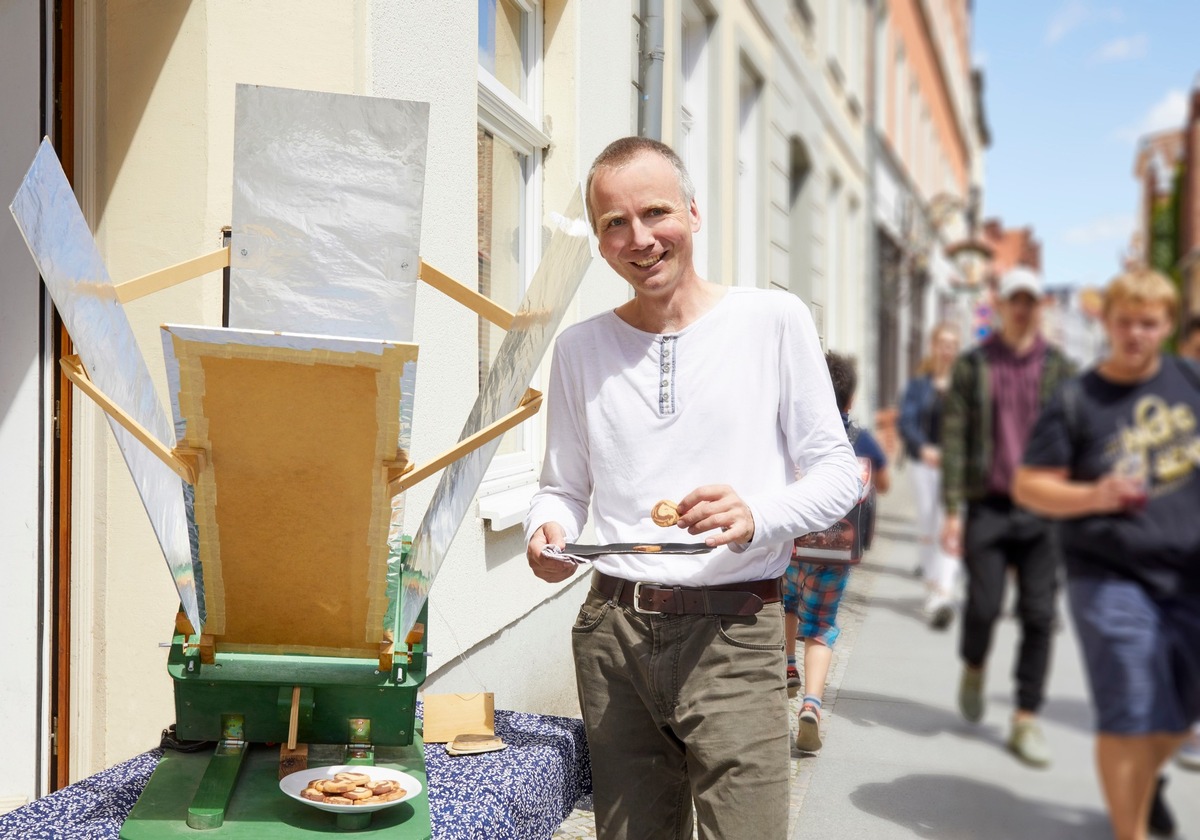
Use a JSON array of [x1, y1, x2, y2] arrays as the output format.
[[785, 351, 890, 753], [899, 321, 961, 628], [525, 136, 861, 840], [1014, 268, 1200, 840], [940, 266, 1075, 767], [1173, 315, 1200, 780]]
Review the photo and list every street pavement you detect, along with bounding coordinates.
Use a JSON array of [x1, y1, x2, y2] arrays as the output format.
[[554, 466, 1200, 839]]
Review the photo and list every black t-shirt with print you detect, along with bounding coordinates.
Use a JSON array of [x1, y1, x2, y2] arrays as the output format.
[[1023, 356, 1200, 598]]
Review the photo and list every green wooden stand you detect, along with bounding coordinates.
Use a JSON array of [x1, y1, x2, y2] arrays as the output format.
[[119, 741, 431, 838]]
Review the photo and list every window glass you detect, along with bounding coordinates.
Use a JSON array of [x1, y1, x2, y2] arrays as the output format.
[[479, 0, 527, 101], [476, 126, 528, 457]]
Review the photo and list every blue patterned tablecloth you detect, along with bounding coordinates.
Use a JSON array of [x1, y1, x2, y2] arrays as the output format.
[[0, 708, 591, 840]]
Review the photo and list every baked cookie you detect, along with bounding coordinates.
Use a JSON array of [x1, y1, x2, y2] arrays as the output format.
[[651, 499, 679, 527]]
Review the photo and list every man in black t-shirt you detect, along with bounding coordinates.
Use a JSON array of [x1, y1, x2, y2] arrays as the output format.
[[1014, 269, 1200, 840]]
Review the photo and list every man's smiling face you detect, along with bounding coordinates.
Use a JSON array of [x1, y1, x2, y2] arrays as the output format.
[[588, 150, 702, 298]]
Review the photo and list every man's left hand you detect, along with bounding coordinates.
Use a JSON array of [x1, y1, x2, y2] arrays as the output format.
[[677, 485, 755, 547]]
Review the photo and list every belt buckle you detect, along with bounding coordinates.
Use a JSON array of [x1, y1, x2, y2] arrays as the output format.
[[632, 581, 666, 615]]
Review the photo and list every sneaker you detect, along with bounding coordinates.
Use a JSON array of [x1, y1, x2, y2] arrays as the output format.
[[1007, 719, 1051, 768], [1148, 775, 1176, 838], [1176, 729, 1200, 771], [786, 666, 802, 698], [795, 702, 823, 753], [924, 594, 954, 630], [957, 667, 985, 723]]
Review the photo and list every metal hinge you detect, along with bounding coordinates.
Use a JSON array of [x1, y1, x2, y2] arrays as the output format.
[[53, 399, 61, 439], [50, 716, 58, 756]]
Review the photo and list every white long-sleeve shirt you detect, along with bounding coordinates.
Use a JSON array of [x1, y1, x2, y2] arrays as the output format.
[[525, 288, 861, 585]]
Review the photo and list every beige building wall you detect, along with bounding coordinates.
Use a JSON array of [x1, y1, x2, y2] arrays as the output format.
[[71, 0, 371, 778], [659, 0, 873, 416], [55, 0, 890, 783], [65, 0, 636, 778]]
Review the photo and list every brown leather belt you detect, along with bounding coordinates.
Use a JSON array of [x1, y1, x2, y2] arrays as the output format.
[[592, 570, 782, 617]]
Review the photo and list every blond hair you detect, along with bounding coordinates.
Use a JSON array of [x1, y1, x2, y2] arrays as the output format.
[[1103, 268, 1179, 320], [916, 321, 960, 376]]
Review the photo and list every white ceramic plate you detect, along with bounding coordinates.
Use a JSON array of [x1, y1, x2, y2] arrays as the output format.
[[279, 764, 423, 814]]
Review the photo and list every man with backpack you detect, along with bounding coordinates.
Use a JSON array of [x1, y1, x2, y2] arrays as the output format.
[[1015, 268, 1200, 840], [940, 267, 1075, 767], [786, 351, 889, 752]]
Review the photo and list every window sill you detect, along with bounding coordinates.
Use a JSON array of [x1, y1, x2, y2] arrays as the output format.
[[479, 483, 538, 532]]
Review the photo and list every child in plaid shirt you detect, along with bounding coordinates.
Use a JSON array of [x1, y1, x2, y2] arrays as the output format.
[[785, 352, 890, 752]]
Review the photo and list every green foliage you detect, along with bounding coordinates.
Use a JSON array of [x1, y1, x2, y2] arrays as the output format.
[[1148, 165, 1186, 351]]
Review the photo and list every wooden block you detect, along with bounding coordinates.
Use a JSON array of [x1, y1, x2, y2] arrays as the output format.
[[404, 622, 425, 647], [198, 634, 215, 665], [278, 743, 309, 780], [378, 640, 394, 673], [175, 610, 195, 637]]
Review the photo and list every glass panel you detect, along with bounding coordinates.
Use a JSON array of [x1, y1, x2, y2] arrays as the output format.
[[478, 0, 527, 100], [477, 126, 527, 457]]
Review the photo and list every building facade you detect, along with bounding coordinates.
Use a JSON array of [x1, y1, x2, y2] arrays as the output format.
[[872, 0, 987, 407], [0, 0, 963, 807]]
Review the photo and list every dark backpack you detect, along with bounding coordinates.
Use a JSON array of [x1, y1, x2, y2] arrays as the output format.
[[792, 422, 877, 565]]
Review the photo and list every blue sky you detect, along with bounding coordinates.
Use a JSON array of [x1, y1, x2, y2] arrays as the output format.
[[974, 1, 1200, 289]]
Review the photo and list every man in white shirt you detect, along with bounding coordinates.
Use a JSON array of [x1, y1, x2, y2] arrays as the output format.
[[525, 137, 860, 840]]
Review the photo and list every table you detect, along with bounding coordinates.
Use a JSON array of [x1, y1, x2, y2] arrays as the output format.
[[0, 708, 591, 840]]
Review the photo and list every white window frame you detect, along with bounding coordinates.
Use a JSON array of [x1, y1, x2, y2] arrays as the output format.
[[477, 0, 549, 498], [894, 44, 905, 157], [826, 172, 843, 347], [825, 0, 846, 85], [736, 58, 763, 288], [680, 0, 713, 278]]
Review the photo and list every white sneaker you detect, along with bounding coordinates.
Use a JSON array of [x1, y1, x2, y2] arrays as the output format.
[[1177, 730, 1200, 771], [924, 594, 955, 630]]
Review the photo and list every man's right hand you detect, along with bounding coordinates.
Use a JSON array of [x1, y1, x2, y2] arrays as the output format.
[[527, 522, 577, 583], [940, 515, 962, 556]]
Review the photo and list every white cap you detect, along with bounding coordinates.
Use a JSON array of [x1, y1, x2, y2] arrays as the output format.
[[998, 267, 1043, 300]]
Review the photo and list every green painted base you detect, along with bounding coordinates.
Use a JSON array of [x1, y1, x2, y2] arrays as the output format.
[[120, 741, 431, 838]]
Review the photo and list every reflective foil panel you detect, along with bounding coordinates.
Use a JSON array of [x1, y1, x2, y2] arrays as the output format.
[[9, 140, 201, 633], [402, 188, 593, 642], [228, 84, 428, 343]]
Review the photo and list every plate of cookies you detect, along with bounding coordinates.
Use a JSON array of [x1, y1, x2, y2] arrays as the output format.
[[280, 765, 423, 814]]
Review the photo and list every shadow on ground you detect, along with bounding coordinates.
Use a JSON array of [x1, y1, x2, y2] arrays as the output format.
[[849, 774, 1110, 839], [833, 690, 1008, 750]]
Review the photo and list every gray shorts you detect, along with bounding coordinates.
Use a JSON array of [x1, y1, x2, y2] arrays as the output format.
[[1068, 576, 1200, 735]]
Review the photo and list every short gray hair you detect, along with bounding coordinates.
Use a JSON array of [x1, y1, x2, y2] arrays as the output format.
[[585, 137, 696, 228]]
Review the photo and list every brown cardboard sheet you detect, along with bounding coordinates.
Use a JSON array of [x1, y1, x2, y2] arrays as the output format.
[[171, 335, 414, 656]]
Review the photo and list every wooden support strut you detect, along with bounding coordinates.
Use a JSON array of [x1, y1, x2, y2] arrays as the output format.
[[109, 247, 517, 336], [287, 685, 301, 751], [114, 246, 231, 303], [59, 355, 205, 484], [389, 388, 543, 496], [418, 259, 514, 330]]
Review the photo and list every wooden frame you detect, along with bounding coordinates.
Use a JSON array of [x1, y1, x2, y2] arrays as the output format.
[[113, 250, 516, 330], [88, 250, 533, 494]]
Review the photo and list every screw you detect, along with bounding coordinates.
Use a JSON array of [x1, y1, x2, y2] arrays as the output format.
[[240, 248, 248, 256]]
